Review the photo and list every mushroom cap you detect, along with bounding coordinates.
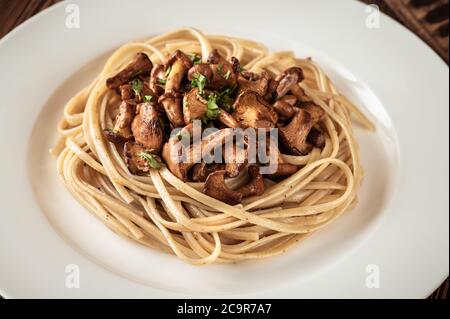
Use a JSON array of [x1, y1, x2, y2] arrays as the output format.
[[182, 88, 208, 124], [159, 91, 185, 127], [237, 165, 265, 198], [161, 138, 194, 181], [233, 90, 278, 129], [203, 170, 242, 205], [124, 141, 161, 175], [237, 71, 271, 96], [106, 52, 153, 89], [190, 162, 225, 182], [279, 108, 314, 155], [131, 102, 164, 152], [275, 66, 304, 98]]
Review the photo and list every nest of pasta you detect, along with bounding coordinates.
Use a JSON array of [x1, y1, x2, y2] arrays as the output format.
[[55, 28, 373, 265]]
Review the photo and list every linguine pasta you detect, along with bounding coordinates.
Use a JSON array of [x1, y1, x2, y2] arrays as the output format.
[[52, 28, 373, 265]]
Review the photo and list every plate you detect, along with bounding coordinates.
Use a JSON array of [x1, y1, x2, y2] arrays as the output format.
[[0, 0, 448, 298]]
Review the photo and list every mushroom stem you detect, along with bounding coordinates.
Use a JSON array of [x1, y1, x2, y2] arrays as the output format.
[[218, 109, 239, 128]]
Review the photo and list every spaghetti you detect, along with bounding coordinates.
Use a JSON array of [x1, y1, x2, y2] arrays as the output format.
[[53, 28, 373, 265]]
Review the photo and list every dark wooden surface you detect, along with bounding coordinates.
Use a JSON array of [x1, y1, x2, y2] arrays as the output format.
[[0, 0, 448, 299]]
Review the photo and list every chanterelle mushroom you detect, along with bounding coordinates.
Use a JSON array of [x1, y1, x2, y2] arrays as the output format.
[[160, 50, 193, 127], [279, 108, 323, 155], [131, 102, 164, 153], [124, 141, 161, 175], [103, 100, 136, 143], [165, 50, 193, 92], [106, 52, 153, 89], [190, 162, 225, 182], [237, 165, 265, 198], [149, 64, 165, 97], [187, 49, 237, 90], [237, 71, 271, 96], [182, 88, 208, 124], [273, 67, 304, 99], [224, 142, 247, 178], [273, 99, 295, 121], [307, 127, 326, 148], [204, 170, 242, 205], [233, 91, 278, 129]]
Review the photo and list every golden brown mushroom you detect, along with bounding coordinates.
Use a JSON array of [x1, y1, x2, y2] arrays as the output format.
[[274, 67, 304, 99], [233, 90, 278, 129], [273, 100, 295, 121], [106, 53, 153, 89], [159, 91, 184, 127], [131, 102, 164, 153], [149, 64, 165, 96], [237, 71, 271, 96], [224, 142, 247, 178], [279, 108, 320, 155], [203, 170, 242, 205], [187, 49, 237, 90], [119, 84, 135, 100], [182, 88, 208, 124], [124, 141, 161, 175], [103, 100, 136, 143], [160, 50, 193, 127], [237, 165, 265, 198], [190, 162, 225, 182]]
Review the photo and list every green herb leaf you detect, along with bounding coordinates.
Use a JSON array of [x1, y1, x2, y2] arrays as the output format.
[[157, 78, 167, 85], [138, 152, 161, 169], [217, 64, 223, 76], [189, 53, 202, 65], [131, 78, 143, 96], [105, 128, 117, 134], [164, 65, 172, 78], [191, 72, 207, 95], [205, 93, 220, 120], [224, 70, 231, 80], [143, 95, 152, 102], [216, 86, 236, 113]]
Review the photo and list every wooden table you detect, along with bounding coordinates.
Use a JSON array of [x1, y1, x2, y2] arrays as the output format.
[[0, 0, 448, 299]]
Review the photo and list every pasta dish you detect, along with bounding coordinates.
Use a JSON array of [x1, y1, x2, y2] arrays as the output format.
[[53, 28, 374, 265]]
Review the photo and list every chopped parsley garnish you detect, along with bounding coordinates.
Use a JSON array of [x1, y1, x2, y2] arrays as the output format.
[[138, 152, 161, 169], [165, 65, 172, 78], [105, 128, 117, 134], [131, 78, 143, 96], [143, 95, 152, 102], [191, 72, 207, 95], [189, 53, 202, 65], [217, 86, 236, 113], [201, 93, 221, 123], [157, 78, 167, 85], [224, 70, 231, 80], [217, 64, 223, 76]]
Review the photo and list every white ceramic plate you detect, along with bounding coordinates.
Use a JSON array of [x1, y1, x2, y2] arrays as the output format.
[[0, 0, 448, 298]]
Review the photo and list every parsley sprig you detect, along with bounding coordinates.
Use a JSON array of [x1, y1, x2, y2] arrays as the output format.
[[131, 78, 143, 96], [189, 53, 202, 65], [191, 72, 207, 95], [138, 152, 161, 169], [217, 86, 236, 113], [201, 93, 221, 124]]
